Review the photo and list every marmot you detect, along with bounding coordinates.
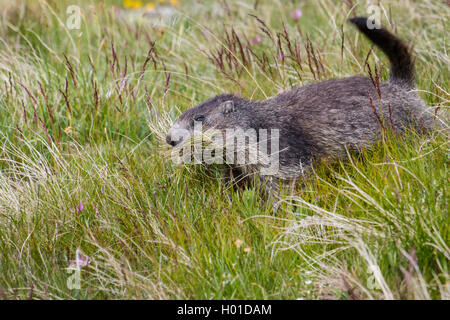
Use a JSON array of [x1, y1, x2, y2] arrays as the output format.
[[166, 17, 435, 193]]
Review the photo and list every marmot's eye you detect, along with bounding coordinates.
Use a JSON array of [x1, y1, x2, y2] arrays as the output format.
[[194, 115, 205, 122]]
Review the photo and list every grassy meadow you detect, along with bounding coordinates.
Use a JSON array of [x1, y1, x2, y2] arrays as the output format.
[[0, 0, 448, 299]]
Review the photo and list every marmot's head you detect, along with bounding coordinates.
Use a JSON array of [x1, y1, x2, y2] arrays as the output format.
[[166, 94, 252, 147]]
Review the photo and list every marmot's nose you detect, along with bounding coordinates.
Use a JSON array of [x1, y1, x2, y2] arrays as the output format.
[[166, 134, 180, 147]]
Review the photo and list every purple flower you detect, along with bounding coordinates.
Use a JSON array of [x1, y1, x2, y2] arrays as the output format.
[[70, 201, 84, 214], [249, 36, 261, 45], [290, 9, 302, 22], [70, 249, 90, 268]]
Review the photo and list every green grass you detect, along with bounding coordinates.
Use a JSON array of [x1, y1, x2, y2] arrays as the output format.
[[0, 0, 448, 299]]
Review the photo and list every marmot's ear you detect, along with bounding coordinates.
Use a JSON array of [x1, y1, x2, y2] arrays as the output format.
[[221, 100, 235, 114]]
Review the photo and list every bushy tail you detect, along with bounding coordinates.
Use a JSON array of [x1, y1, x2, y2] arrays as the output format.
[[349, 17, 415, 88]]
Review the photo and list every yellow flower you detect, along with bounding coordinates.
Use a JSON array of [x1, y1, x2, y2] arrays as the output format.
[[145, 2, 155, 11], [123, 0, 143, 9], [170, 0, 178, 5]]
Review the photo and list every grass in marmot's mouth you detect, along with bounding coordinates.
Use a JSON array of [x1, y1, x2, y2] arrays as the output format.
[[0, 0, 448, 299]]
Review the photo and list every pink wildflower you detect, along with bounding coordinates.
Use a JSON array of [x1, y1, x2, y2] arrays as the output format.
[[290, 9, 302, 22], [249, 36, 261, 45], [70, 249, 90, 268]]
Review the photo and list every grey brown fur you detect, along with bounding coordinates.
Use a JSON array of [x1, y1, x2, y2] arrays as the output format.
[[166, 17, 435, 193]]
